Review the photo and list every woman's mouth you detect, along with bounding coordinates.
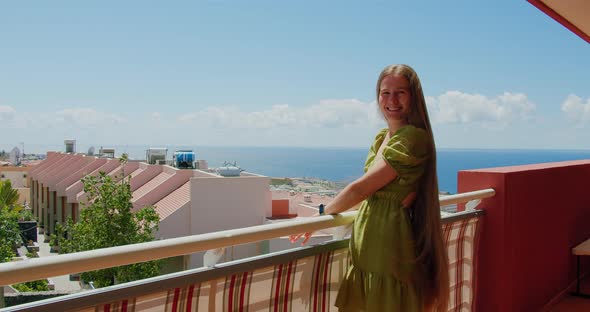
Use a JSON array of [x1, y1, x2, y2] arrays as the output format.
[[385, 106, 401, 112]]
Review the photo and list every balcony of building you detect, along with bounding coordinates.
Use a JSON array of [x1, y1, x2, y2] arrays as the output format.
[[2, 159, 590, 311]]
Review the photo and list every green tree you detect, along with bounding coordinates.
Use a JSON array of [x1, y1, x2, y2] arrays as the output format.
[[0, 180, 19, 209], [12, 280, 49, 292], [59, 155, 161, 288], [0, 180, 46, 308], [0, 180, 21, 263], [0, 207, 19, 262]]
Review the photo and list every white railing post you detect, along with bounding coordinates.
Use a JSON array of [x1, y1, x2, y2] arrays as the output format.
[[203, 248, 225, 267]]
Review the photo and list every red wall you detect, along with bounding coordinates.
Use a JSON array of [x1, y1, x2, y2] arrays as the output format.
[[271, 199, 290, 217], [458, 160, 590, 311]]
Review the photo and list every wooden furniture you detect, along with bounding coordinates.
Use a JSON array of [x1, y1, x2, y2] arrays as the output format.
[[573, 239, 590, 298]]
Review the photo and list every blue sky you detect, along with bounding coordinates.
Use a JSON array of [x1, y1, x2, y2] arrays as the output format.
[[1, 1, 589, 153]]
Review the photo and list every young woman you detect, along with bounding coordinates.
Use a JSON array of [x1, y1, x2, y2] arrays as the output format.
[[291, 64, 449, 311]]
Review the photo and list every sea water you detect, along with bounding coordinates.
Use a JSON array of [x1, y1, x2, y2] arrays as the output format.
[[10, 144, 590, 194]]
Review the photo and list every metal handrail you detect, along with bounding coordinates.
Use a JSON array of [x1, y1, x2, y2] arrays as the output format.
[[5, 240, 351, 312], [3, 209, 487, 312], [0, 188, 495, 286]]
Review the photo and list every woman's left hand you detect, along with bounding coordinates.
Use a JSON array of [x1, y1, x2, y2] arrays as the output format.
[[289, 212, 320, 245], [289, 231, 314, 245]]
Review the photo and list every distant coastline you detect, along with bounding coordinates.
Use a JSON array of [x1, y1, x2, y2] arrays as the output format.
[[6, 145, 590, 194]]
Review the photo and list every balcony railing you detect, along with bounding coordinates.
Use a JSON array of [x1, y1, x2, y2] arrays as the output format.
[[0, 188, 494, 311]]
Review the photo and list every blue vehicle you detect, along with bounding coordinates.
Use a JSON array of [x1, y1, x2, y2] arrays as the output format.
[[173, 150, 195, 169]]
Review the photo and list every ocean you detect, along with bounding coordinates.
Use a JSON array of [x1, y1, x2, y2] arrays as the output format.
[[192, 147, 590, 193], [10, 144, 590, 194]]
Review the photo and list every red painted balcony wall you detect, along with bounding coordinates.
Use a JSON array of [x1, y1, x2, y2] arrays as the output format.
[[458, 160, 590, 311], [271, 199, 290, 218]]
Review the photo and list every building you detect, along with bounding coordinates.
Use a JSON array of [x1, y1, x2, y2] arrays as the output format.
[[0, 166, 31, 206], [28, 151, 272, 269], [9, 147, 22, 166], [3, 1, 590, 310]]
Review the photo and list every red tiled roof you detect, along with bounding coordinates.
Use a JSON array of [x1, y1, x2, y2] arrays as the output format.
[[132, 172, 172, 200], [129, 167, 144, 179], [154, 181, 190, 219]]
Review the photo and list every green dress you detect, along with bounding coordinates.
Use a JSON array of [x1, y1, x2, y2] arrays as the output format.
[[334, 125, 429, 312]]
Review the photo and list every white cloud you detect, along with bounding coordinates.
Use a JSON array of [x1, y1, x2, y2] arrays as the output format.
[[426, 91, 535, 125], [304, 100, 381, 128], [55, 108, 127, 128], [561, 94, 590, 122], [150, 112, 162, 120], [0, 91, 550, 148], [178, 99, 381, 129], [0, 105, 16, 122], [178, 92, 537, 132]]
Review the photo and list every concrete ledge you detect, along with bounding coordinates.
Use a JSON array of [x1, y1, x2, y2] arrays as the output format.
[[27, 242, 40, 252], [46, 278, 55, 291], [3, 290, 80, 308], [69, 273, 81, 281]]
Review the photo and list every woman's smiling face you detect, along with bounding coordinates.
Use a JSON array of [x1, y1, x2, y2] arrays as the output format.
[[378, 74, 411, 123]]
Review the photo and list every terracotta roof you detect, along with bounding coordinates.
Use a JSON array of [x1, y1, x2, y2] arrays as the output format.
[[0, 166, 30, 172], [107, 161, 139, 182], [132, 172, 172, 200], [45, 155, 88, 186], [129, 167, 144, 179], [31, 153, 67, 179], [154, 181, 191, 220]]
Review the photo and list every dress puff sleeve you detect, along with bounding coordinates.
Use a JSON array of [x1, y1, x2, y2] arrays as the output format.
[[382, 125, 430, 186], [364, 129, 389, 172]]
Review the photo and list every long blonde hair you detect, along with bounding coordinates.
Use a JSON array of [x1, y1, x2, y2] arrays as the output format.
[[376, 64, 449, 311]]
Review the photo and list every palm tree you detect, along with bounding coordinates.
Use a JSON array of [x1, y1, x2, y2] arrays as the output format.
[[0, 180, 21, 264], [0, 180, 19, 209]]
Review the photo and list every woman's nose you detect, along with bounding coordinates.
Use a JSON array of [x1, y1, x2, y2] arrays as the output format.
[[388, 95, 399, 104]]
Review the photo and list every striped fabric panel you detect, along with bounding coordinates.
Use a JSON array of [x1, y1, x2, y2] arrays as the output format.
[[454, 219, 470, 312], [223, 272, 253, 312], [308, 251, 334, 312], [444, 218, 480, 312], [269, 261, 298, 312], [94, 298, 136, 312], [84, 218, 480, 312], [164, 283, 202, 312]]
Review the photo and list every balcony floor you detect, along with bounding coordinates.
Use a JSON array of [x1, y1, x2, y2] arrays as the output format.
[[549, 275, 590, 312]]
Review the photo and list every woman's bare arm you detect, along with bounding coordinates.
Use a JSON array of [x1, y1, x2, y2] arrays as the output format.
[[324, 157, 398, 214], [289, 158, 398, 245]]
